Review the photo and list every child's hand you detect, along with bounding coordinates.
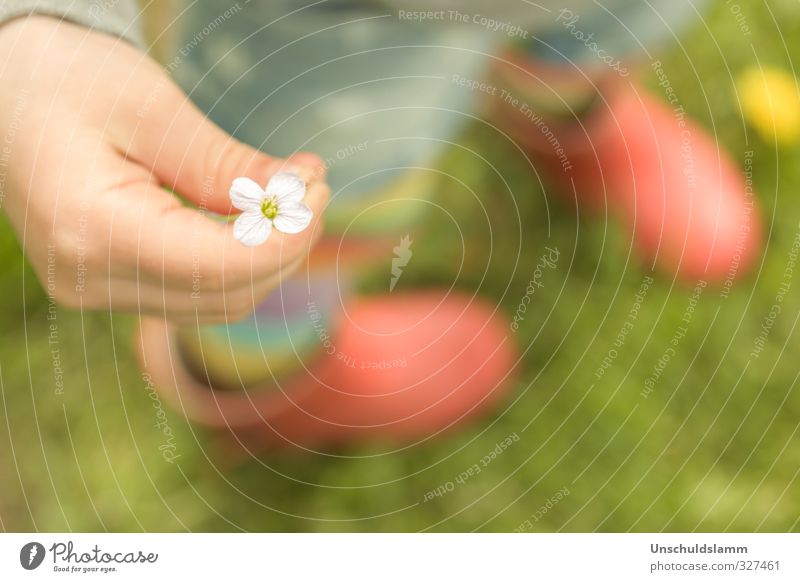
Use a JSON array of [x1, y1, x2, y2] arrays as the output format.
[[0, 16, 329, 324]]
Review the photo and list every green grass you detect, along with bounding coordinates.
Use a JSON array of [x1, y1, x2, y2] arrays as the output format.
[[1, 1, 800, 532]]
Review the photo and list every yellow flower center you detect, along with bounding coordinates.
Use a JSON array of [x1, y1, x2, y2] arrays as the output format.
[[260, 196, 278, 220]]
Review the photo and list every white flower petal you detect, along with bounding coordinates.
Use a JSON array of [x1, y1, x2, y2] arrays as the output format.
[[230, 177, 265, 212], [266, 172, 306, 205], [273, 202, 313, 234], [233, 210, 272, 246]]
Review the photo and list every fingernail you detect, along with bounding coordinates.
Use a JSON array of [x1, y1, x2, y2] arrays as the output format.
[[283, 164, 319, 183]]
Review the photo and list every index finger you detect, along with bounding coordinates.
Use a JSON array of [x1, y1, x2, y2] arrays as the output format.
[[112, 176, 329, 292]]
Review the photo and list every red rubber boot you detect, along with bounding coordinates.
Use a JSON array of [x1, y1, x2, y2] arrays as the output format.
[[136, 291, 516, 454], [488, 52, 761, 282]]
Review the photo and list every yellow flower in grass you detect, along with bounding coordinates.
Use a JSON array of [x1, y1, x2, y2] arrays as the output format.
[[737, 66, 800, 145]]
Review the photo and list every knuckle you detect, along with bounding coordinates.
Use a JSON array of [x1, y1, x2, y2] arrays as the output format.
[[206, 136, 271, 197], [199, 136, 233, 200]]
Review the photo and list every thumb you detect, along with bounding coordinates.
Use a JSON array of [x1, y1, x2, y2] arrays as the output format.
[[115, 74, 325, 214]]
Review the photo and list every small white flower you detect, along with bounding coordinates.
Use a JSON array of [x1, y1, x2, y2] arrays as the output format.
[[229, 172, 313, 247]]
